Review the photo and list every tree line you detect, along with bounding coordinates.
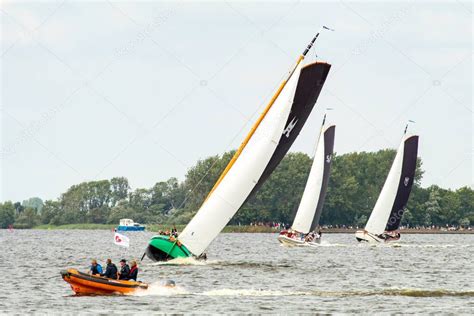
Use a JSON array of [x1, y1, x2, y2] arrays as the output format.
[[0, 149, 472, 229]]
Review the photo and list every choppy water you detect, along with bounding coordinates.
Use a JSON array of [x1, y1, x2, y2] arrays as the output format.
[[1, 230, 473, 314]]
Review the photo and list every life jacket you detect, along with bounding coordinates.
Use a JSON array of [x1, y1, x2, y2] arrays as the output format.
[[90, 264, 102, 275], [129, 266, 138, 280]]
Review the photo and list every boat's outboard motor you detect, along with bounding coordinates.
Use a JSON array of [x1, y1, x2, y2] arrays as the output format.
[[163, 280, 176, 288]]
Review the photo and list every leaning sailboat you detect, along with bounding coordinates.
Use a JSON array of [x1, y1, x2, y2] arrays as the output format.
[[355, 127, 419, 243], [278, 116, 335, 246], [145, 31, 332, 261]]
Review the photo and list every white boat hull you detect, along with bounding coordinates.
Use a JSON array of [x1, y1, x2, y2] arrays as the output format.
[[278, 234, 306, 246], [355, 230, 400, 244], [278, 234, 322, 247]]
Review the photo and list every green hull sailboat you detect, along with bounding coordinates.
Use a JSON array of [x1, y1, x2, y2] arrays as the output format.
[[145, 29, 332, 261], [145, 235, 192, 261]]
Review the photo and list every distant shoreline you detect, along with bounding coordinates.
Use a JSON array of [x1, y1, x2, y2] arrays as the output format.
[[20, 224, 474, 234], [319, 228, 473, 234]]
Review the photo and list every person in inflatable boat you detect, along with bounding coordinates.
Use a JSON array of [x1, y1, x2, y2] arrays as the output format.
[[118, 259, 130, 280], [101, 259, 118, 279], [89, 259, 103, 275], [128, 260, 139, 281]]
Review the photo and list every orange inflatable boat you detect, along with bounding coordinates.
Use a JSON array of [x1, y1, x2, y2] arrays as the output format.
[[61, 268, 148, 295]]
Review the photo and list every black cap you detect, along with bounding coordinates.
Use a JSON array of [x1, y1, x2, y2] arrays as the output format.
[[120, 259, 126, 263]]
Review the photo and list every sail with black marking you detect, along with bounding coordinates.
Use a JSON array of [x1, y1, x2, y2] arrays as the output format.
[[385, 135, 418, 231], [178, 33, 330, 256], [245, 62, 331, 203], [364, 134, 419, 235], [291, 123, 335, 234]]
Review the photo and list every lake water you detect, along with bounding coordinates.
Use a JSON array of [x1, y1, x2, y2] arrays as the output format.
[[1, 230, 473, 314]]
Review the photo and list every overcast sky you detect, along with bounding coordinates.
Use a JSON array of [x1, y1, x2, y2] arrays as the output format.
[[1, 0, 472, 202]]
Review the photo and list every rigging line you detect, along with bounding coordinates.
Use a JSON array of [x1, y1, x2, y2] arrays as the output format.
[[204, 74, 292, 201], [173, 69, 291, 212], [311, 108, 333, 158], [175, 28, 334, 212], [205, 28, 333, 202]]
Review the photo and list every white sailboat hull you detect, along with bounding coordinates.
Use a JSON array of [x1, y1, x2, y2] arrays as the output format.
[[278, 233, 322, 247], [355, 230, 400, 244], [277, 234, 306, 247]]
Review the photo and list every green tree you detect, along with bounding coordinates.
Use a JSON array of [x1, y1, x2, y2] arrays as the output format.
[[22, 197, 44, 213], [40, 200, 61, 224], [423, 187, 442, 226], [13, 201, 24, 214], [0, 202, 15, 228], [110, 177, 129, 206], [459, 217, 470, 228], [3, 146, 470, 229], [182, 151, 235, 213], [238, 152, 312, 224], [107, 201, 134, 224], [14, 207, 39, 228], [356, 215, 368, 228], [455, 186, 474, 224]]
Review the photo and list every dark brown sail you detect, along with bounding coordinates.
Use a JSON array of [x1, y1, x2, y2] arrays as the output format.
[[309, 125, 335, 231], [385, 136, 419, 231]]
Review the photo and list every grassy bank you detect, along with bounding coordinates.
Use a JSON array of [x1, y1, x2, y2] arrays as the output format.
[[34, 224, 116, 230], [32, 224, 277, 233], [31, 224, 473, 234]]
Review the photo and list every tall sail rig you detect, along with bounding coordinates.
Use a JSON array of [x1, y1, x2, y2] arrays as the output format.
[[278, 117, 335, 246], [355, 128, 419, 243], [146, 32, 332, 261], [245, 61, 331, 204]]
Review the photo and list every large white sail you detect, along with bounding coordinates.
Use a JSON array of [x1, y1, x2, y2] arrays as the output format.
[[364, 136, 407, 235], [291, 124, 332, 233], [179, 63, 303, 255]]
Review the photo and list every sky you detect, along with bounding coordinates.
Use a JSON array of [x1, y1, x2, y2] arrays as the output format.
[[0, 0, 472, 202]]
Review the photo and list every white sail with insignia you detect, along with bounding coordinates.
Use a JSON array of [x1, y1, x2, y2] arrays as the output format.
[[364, 137, 406, 235], [178, 62, 303, 256], [291, 125, 328, 234]]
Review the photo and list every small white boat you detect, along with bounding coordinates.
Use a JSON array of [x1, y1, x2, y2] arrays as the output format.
[[278, 230, 322, 246], [355, 126, 419, 244], [277, 232, 306, 247], [354, 230, 400, 243], [278, 117, 335, 247], [117, 218, 145, 231]]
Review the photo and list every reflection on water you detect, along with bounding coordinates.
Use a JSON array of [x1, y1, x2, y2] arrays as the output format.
[[1, 231, 473, 313]]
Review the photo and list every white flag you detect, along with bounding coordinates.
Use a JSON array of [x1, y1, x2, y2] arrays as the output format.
[[114, 232, 130, 248]]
